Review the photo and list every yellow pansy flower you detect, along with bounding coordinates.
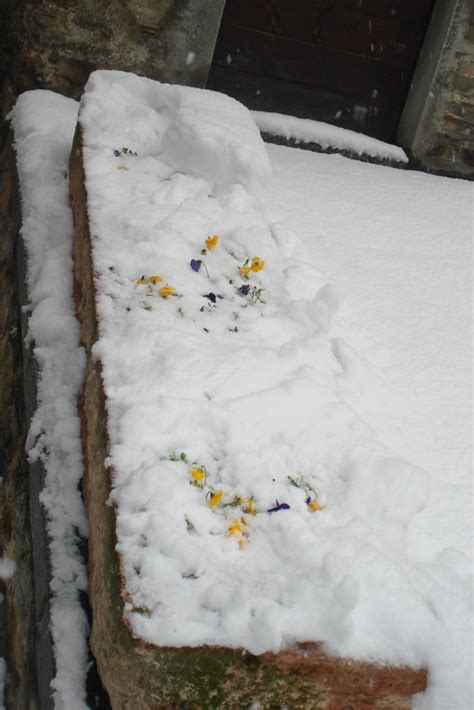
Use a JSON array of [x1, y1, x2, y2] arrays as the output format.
[[228, 518, 243, 536], [209, 490, 223, 508], [189, 467, 205, 483], [136, 276, 147, 285], [149, 275, 163, 284], [247, 498, 256, 515], [159, 285, 175, 298], [239, 265, 251, 277], [250, 256, 265, 272], [205, 235, 219, 250], [308, 499, 325, 512]]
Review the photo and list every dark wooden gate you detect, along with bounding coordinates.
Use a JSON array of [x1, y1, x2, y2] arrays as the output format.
[[207, 0, 435, 141]]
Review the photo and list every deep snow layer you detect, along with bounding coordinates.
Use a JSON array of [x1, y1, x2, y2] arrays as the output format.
[[78, 68, 472, 710], [261, 145, 473, 710]]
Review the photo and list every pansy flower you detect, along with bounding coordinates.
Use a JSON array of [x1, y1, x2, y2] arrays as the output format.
[[228, 518, 243, 536], [246, 498, 256, 515], [228, 518, 248, 548], [149, 275, 163, 284], [189, 466, 206, 486], [190, 259, 202, 272], [306, 496, 325, 512], [267, 500, 290, 513], [136, 275, 147, 285], [203, 292, 217, 304], [208, 490, 223, 508], [205, 235, 219, 250], [250, 256, 265, 272], [238, 284, 250, 296], [239, 256, 265, 276], [159, 285, 175, 298]]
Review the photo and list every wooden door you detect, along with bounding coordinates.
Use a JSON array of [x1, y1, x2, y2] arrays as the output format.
[[207, 0, 435, 141]]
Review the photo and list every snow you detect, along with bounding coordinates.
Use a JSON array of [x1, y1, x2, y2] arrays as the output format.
[[9, 91, 89, 710], [81, 70, 271, 193], [9, 71, 472, 710], [252, 110, 408, 163], [76, 67, 472, 707], [0, 558, 15, 580], [261, 145, 473, 710]]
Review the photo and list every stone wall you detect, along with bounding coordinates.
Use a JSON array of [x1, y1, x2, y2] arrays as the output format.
[[398, 0, 474, 179], [438, 2, 474, 175], [0, 132, 40, 709], [0, 0, 225, 112]]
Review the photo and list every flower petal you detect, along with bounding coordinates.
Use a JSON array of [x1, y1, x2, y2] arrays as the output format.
[[205, 235, 219, 250], [159, 285, 175, 298], [209, 490, 223, 508], [250, 256, 264, 272]]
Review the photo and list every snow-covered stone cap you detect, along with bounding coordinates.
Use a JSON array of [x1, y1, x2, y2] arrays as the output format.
[[79, 70, 272, 192], [253, 110, 408, 164]]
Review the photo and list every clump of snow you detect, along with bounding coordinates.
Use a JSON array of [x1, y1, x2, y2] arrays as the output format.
[[0, 558, 15, 580], [252, 110, 408, 163], [77, 71, 460, 686], [81, 70, 271, 193], [10, 90, 89, 710]]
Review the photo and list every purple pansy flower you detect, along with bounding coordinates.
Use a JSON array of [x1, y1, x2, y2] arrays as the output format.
[[114, 149, 121, 157], [203, 292, 217, 303], [267, 500, 290, 513], [305, 496, 311, 505], [190, 259, 201, 272], [238, 284, 250, 296]]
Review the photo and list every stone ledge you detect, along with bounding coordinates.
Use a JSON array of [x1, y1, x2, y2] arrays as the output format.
[[70, 124, 428, 709]]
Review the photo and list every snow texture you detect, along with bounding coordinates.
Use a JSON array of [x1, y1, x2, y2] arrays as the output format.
[[261, 144, 473, 710], [10, 91, 89, 710], [252, 110, 408, 163], [81, 70, 271, 193]]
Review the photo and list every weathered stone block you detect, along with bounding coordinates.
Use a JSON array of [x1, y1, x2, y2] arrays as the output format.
[[0, 131, 40, 709], [70, 126, 428, 709], [2, 0, 226, 103]]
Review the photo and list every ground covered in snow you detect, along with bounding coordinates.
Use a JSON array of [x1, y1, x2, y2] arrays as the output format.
[[9, 72, 473, 710]]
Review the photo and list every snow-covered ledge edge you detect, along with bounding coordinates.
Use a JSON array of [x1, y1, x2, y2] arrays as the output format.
[[9, 91, 90, 709], [252, 110, 408, 164]]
